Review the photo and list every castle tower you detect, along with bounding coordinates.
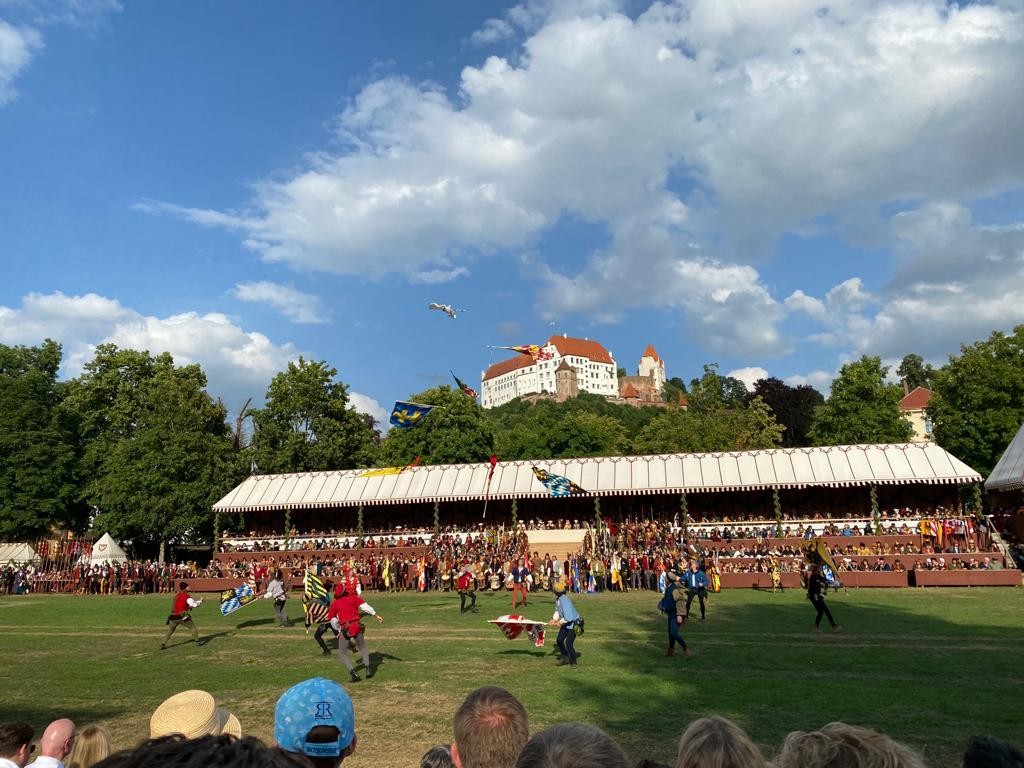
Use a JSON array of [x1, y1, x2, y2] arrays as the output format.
[[638, 344, 665, 394], [555, 359, 579, 402]]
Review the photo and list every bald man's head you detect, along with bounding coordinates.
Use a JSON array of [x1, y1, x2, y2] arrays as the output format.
[[39, 720, 76, 760]]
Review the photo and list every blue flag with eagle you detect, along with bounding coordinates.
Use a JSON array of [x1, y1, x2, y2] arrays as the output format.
[[219, 582, 257, 616], [390, 401, 435, 429]]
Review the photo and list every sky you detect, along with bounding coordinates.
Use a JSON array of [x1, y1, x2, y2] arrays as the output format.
[[1, 0, 1023, 426]]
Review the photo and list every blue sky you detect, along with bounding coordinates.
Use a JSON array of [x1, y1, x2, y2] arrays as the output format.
[[2, 0, 1023, 423]]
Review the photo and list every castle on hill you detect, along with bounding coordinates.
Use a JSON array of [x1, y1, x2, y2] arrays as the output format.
[[480, 335, 671, 409]]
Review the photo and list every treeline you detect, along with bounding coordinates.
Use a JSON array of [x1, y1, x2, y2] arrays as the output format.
[[2, 326, 1023, 547]]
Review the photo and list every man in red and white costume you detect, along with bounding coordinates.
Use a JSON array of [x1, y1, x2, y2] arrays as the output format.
[[326, 583, 384, 683], [160, 581, 204, 650]]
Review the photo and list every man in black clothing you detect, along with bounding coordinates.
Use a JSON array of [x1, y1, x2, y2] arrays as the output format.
[[804, 565, 840, 632]]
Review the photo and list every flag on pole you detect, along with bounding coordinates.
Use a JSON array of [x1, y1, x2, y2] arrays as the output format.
[[219, 582, 258, 616], [488, 344, 553, 362], [451, 371, 478, 399], [390, 401, 435, 429], [482, 454, 498, 519], [304, 569, 328, 602]]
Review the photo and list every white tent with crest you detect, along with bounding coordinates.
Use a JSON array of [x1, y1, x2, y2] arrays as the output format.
[[90, 533, 128, 565]]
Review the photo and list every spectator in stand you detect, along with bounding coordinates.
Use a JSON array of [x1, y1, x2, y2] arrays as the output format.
[[774, 723, 925, 768], [675, 716, 766, 768], [516, 723, 629, 768], [0, 723, 34, 768], [275, 678, 357, 767], [451, 687, 528, 768], [65, 726, 111, 768], [961, 735, 1024, 768], [25, 721, 76, 768]]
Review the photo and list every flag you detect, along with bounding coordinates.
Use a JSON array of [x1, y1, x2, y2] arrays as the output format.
[[390, 401, 435, 429], [451, 371, 478, 399], [482, 454, 498, 519], [358, 456, 420, 478], [488, 344, 553, 362], [803, 537, 841, 586], [219, 582, 257, 616], [304, 569, 328, 602], [532, 466, 587, 497]]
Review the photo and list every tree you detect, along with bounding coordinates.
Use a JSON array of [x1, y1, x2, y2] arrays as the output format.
[[376, 386, 494, 466], [633, 397, 782, 454], [897, 354, 934, 391], [928, 325, 1024, 476], [250, 358, 378, 473], [809, 356, 913, 446], [749, 377, 824, 447], [616, 367, 627, 378], [62, 345, 234, 556], [0, 340, 81, 538], [688, 364, 748, 413]]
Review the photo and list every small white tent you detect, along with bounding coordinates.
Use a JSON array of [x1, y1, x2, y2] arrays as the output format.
[[0, 543, 40, 565], [90, 533, 128, 565]]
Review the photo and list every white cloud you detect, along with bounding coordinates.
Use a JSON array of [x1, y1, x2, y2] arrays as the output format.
[[0, 20, 42, 106], [348, 392, 388, 427], [726, 366, 768, 390], [232, 281, 327, 324], [784, 369, 835, 391], [470, 18, 516, 46], [408, 266, 469, 284], [0, 292, 381, 422]]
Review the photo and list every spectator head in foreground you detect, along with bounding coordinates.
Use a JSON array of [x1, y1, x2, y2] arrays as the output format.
[[92, 735, 308, 768], [421, 745, 455, 768], [451, 686, 529, 768], [516, 723, 630, 768], [675, 716, 766, 768], [0, 722, 35, 768], [150, 691, 241, 739], [65, 725, 112, 768], [962, 735, 1024, 768], [275, 677, 356, 768], [775, 723, 925, 768], [28, 719, 77, 768]]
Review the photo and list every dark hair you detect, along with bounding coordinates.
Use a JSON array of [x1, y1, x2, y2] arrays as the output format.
[[516, 723, 629, 768], [0, 722, 34, 759], [453, 687, 529, 768], [179, 581, 189, 591], [963, 735, 1024, 768], [94, 735, 309, 768], [421, 744, 455, 768]]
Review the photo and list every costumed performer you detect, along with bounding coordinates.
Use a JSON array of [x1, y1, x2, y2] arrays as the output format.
[[326, 582, 385, 682], [658, 572, 691, 658], [161, 581, 204, 649], [549, 580, 581, 669]]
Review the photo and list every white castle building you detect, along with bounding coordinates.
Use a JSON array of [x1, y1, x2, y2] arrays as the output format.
[[481, 334, 619, 408]]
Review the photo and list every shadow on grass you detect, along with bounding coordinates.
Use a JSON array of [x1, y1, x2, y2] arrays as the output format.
[[236, 618, 275, 629], [2, 704, 125, 731], [198, 631, 233, 645], [497, 648, 546, 657]]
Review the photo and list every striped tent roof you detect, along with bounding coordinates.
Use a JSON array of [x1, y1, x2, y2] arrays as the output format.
[[213, 443, 981, 513], [985, 422, 1024, 493]]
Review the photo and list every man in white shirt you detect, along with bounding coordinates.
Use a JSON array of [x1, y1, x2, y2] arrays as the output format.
[[0, 722, 34, 768], [25, 720, 75, 768]]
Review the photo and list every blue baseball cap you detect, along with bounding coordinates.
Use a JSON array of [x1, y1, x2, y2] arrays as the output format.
[[275, 678, 355, 757]]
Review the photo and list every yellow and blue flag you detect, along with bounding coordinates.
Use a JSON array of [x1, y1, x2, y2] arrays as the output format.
[[390, 401, 435, 429]]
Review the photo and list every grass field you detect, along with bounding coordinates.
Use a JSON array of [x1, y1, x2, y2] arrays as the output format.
[[1, 586, 1022, 767]]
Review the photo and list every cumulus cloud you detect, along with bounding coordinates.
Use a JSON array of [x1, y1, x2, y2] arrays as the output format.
[[0, 20, 42, 106], [232, 281, 327, 324], [784, 369, 835, 392], [726, 366, 768, 390], [409, 266, 469, 284], [0, 292, 381, 421]]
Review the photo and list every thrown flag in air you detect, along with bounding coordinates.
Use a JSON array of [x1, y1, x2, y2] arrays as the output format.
[[487, 344, 553, 362], [488, 614, 546, 647], [532, 466, 587, 497], [219, 582, 257, 616], [357, 456, 420, 478], [802, 537, 842, 587], [390, 401, 435, 429], [428, 303, 465, 319], [451, 371, 478, 399]]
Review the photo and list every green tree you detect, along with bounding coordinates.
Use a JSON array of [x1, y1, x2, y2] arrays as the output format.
[[897, 354, 934, 391], [377, 386, 494, 465], [633, 397, 782, 454], [688, 364, 748, 413], [749, 377, 824, 447], [928, 326, 1024, 476], [63, 345, 234, 556], [0, 340, 82, 538], [809, 356, 913, 445], [250, 358, 378, 473]]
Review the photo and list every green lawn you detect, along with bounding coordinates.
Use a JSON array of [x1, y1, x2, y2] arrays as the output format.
[[1, 586, 1022, 768]]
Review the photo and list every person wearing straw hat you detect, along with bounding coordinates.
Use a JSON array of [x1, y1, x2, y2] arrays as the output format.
[[161, 582, 204, 650], [275, 677, 357, 767], [547, 580, 581, 669], [149, 690, 241, 739]]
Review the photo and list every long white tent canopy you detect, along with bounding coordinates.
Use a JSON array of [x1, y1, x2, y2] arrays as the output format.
[[213, 443, 982, 514], [985, 422, 1024, 493]]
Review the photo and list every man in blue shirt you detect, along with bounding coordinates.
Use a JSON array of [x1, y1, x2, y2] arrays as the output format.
[[511, 557, 530, 610], [683, 561, 709, 621], [549, 581, 580, 668], [658, 572, 690, 658]]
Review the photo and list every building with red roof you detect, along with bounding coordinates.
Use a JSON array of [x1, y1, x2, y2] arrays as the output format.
[[899, 386, 933, 443]]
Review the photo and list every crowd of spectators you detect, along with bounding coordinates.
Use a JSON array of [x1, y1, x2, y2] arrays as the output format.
[[3, 684, 1021, 768]]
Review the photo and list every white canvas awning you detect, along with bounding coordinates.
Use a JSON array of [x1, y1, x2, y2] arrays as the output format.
[[213, 443, 982, 513], [985, 422, 1024, 493], [0, 543, 39, 565], [90, 533, 128, 564]]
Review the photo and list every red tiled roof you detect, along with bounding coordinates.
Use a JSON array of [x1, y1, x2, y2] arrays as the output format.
[[642, 343, 661, 362], [547, 335, 614, 365], [621, 383, 640, 398], [483, 354, 535, 382], [900, 386, 932, 411]]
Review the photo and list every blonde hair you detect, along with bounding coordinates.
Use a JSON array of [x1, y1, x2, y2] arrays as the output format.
[[66, 725, 112, 768], [675, 716, 766, 768], [775, 723, 926, 768]]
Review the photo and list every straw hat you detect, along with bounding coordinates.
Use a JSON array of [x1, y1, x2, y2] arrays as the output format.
[[150, 690, 242, 739]]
